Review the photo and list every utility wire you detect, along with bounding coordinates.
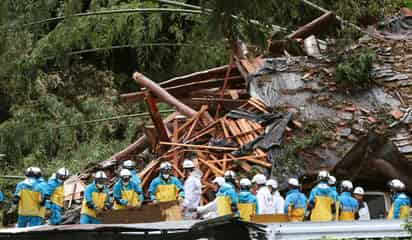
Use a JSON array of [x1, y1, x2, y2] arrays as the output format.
[[67, 43, 212, 56], [51, 109, 175, 129]]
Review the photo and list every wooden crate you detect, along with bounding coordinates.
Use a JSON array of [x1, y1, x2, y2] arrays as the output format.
[[251, 214, 289, 223], [96, 201, 182, 224]]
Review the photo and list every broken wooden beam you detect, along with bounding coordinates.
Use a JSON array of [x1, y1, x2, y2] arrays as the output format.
[[133, 71, 198, 118], [287, 11, 336, 39], [144, 92, 170, 143], [159, 141, 238, 151]]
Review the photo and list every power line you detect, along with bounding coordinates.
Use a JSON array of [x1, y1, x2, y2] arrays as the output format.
[[1, 8, 202, 30], [67, 43, 212, 56], [51, 109, 175, 129]]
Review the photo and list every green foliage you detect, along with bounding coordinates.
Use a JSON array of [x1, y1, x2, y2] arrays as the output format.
[[333, 49, 377, 89]]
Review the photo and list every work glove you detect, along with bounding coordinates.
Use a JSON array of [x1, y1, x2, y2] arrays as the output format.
[[137, 202, 142, 209], [231, 204, 238, 213], [178, 195, 184, 203], [152, 199, 157, 204], [86, 201, 96, 210]]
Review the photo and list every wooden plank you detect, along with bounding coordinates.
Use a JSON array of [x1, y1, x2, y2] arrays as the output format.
[[159, 142, 238, 151], [97, 201, 182, 224], [251, 214, 289, 223], [206, 154, 267, 163], [198, 158, 224, 176], [144, 92, 170, 144], [247, 99, 269, 113]]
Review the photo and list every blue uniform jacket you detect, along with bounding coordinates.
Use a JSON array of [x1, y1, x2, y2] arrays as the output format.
[[308, 182, 337, 204], [148, 174, 184, 201], [338, 192, 358, 213], [237, 190, 259, 213], [217, 183, 237, 205], [84, 182, 111, 210], [113, 179, 143, 206], [392, 193, 411, 219], [130, 170, 142, 185], [284, 188, 307, 214]]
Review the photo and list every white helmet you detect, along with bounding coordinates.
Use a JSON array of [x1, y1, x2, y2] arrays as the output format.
[[95, 171, 107, 179], [318, 170, 329, 180], [120, 169, 131, 177], [388, 179, 405, 191], [224, 170, 236, 179], [123, 160, 135, 170], [56, 168, 70, 181], [353, 186, 365, 195], [252, 174, 267, 185], [212, 176, 225, 186], [160, 162, 172, 171], [341, 180, 353, 191], [182, 160, 195, 169], [288, 178, 299, 187], [328, 175, 336, 186], [240, 178, 252, 187], [24, 167, 35, 178], [32, 167, 42, 178], [266, 179, 278, 189]]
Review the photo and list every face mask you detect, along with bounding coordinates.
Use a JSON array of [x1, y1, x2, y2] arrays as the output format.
[[163, 174, 170, 179], [57, 178, 63, 183], [96, 183, 104, 189]]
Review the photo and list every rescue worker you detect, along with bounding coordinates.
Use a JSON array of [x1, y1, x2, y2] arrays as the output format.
[[113, 169, 143, 210], [253, 174, 274, 214], [182, 159, 202, 219], [338, 180, 358, 221], [237, 178, 259, 221], [123, 160, 141, 185], [46, 168, 70, 225], [224, 170, 237, 189], [284, 178, 307, 221], [13, 167, 44, 227], [328, 176, 338, 194], [148, 162, 184, 203], [387, 179, 410, 220], [80, 171, 111, 224], [308, 170, 337, 221], [266, 179, 285, 214], [213, 176, 237, 216], [353, 186, 370, 220], [32, 167, 47, 224]]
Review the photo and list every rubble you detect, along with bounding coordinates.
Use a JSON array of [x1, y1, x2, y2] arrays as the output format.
[[59, 6, 412, 224]]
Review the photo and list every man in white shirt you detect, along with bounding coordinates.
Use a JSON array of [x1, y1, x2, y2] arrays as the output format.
[[252, 174, 275, 215], [182, 159, 202, 219], [353, 186, 371, 220], [266, 179, 285, 214]]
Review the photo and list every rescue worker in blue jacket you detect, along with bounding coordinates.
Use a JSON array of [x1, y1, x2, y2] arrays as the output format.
[[113, 169, 143, 209], [13, 167, 44, 227], [148, 162, 184, 203], [308, 170, 338, 221], [213, 176, 237, 216], [123, 160, 141, 185], [338, 180, 358, 221], [224, 170, 237, 190], [237, 178, 259, 221], [387, 179, 410, 219], [284, 178, 307, 221], [46, 168, 70, 225], [80, 171, 111, 224], [32, 167, 47, 223]]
